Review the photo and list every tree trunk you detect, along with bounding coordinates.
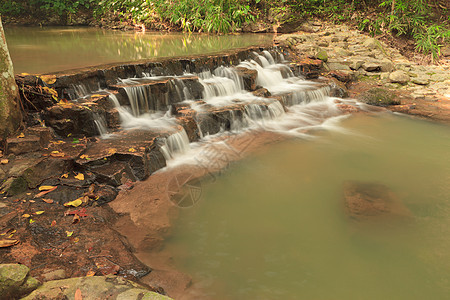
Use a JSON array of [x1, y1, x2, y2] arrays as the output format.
[[0, 16, 21, 139]]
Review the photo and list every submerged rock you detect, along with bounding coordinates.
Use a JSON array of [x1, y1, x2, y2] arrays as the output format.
[[343, 181, 412, 221]]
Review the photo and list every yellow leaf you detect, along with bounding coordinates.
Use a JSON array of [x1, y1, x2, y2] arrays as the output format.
[[22, 214, 31, 218], [80, 154, 89, 160], [64, 198, 83, 207], [35, 211, 45, 215], [61, 173, 69, 179], [39, 185, 56, 191], [51, 151, 60, 154], [0, 159, 8, 164], [107, 148, 117, 155], [75, 173, 85, 181], [20, 73, 30, 76], [42, 86, 58, 97], [29, 219, 35, 224], [86, 269, 96, 277], [40, 75, 57, 85], [128, 148, 136, 152], [66, 231, 73, 237], [17, 133, 25, 138], [73, 237, 80, 243]]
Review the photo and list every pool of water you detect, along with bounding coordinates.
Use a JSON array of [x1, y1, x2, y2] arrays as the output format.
[[166, 113, 450, 300], [4, 26, 273, 74]]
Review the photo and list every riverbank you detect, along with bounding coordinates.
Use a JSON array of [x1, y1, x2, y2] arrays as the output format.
[[275, 23, 450, 124]]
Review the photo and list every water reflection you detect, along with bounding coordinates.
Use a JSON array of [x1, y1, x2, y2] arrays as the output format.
[[4, 26, 273, 74]]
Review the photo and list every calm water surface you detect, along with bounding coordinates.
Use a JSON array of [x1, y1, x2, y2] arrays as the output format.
[[4, 26, 273, 74], [167, 114, 450, 300]]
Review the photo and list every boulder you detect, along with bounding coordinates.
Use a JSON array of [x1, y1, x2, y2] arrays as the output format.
[[6, 136, 41, 156], [362, 62, 381, 72], [315, 49, 328, 62], [0, 264, 40, 299], [389, 70, 410, 84], [22, 275, 172, 300], [359, 87, 400, 106], [363, 37, 381, 50]]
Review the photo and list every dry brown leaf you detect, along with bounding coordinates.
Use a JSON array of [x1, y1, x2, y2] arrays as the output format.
[[75, 173, 85, 181], [50, 152, 65, 158], [35, 186, 57, 198], [0, 239, 19, 248], [75, 288, 82, 300], [17, 133, 25, 138], [86, 269, 96, 277], [42, 198, 54, 204], [107, 148, 117, 155], [0, 159, 9, 165]]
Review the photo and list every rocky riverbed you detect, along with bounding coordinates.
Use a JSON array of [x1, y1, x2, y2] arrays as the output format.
[[1, 22, 449, 299]]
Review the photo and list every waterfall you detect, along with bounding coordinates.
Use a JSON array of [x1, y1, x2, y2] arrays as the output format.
[[160, 129, 191, 160]]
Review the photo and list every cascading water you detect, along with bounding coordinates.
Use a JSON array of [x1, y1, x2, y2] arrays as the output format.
[[84, 49, 348, 162]]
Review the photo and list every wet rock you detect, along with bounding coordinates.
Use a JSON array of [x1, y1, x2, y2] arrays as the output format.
[[343, 181, 411, 221], [252, 88, 271, 98], [236, 67, 258, 91], [359, 87, 400, 106], [0, 264, 40, 299], [329, 78, 349, 98], [22, 275, 172, 300], [290, 58, 323, 79], [42, 104, 103, 137], [389, 70, 410, 84], [25, 126, 55, 148], [6, 136, 41, 156]]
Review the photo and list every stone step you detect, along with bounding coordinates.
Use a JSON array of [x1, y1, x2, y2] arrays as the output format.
[[75, 127, 183, 184]]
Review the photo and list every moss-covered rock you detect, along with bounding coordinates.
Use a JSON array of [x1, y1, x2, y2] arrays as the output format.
[[359, 87, 400, 106], [0, 264, 40, 299]]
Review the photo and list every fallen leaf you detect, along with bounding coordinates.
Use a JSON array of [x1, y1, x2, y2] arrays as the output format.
[[39, 185, 56, 191], [17, 133, 25, 138], [86, 269, 96, 277], [64, 198, 83, 207], [0, 239, 19, 248], [72, 214, 80, 224], [73, 237, 80, 243], [34, 211, 45, 215], [128, 148, 136, 152], [34, 186, 57, 198], [75, 288, 82, 300], [29, 219, 35, 224], [66, 231, 73, 237], [80, 154, 90, 160], [51, 220, 57, 227], [40, 75, 57, 85], [42, 86, 58, 97], [19, 73, 30, 76], [42, 198, 54, 204], [75, 173, 85, 181], [0, 159, 8, 164], [61, 173, 69, 179], [72, 138, 80, 144], [52, 140, 65, 145], [29, 200, 35, 203], [26, 193, 31, 196], [65, 208, 88, 217], [107, 148, 117, 155], [22, 214, 31, 218], [0, 228, 15, 236], [50, 152, 65, 158]]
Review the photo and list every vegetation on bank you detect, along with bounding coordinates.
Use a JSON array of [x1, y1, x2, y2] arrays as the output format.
[[1, 0, 449, 58]]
